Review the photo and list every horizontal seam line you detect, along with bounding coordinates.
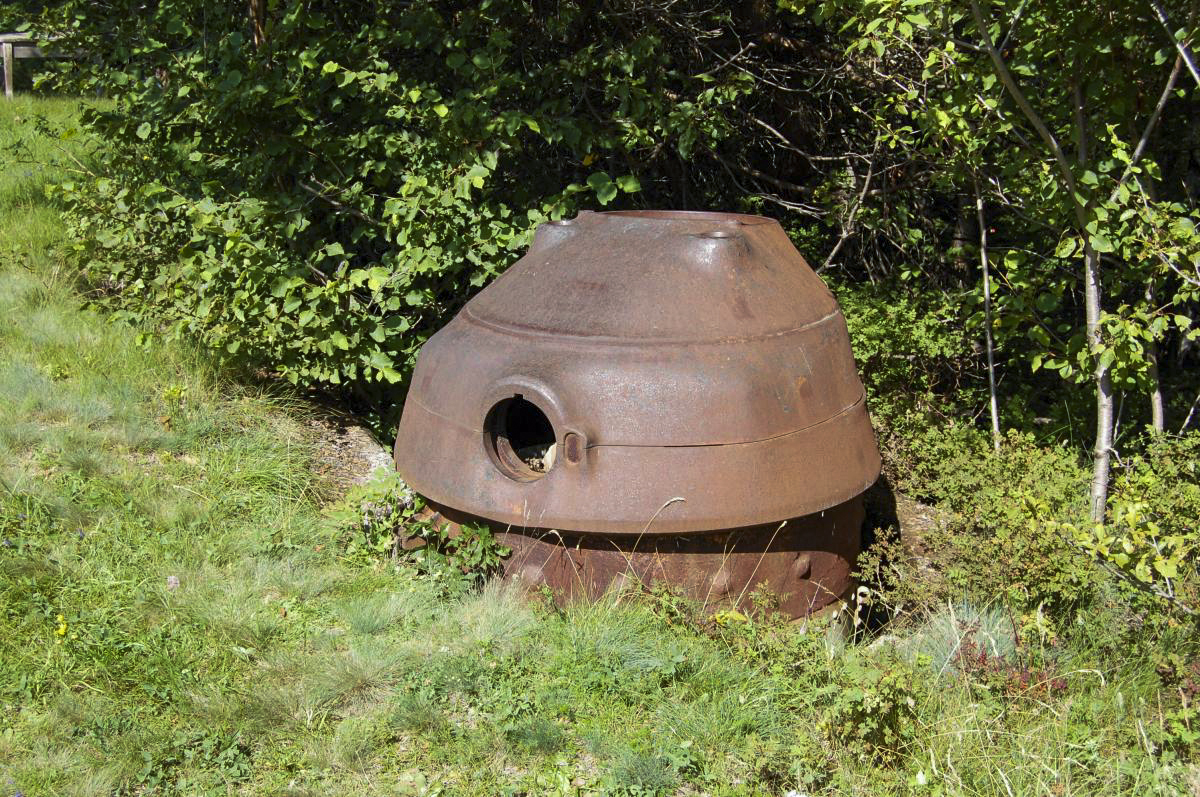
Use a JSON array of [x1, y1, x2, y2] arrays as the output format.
[[408, 392, 865, 447], [461, 305, 841, 345]]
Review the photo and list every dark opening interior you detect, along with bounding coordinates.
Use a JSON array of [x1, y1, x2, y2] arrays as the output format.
[[487, 396, 557, 480]]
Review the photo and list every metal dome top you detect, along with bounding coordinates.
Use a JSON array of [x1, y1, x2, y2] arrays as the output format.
[[394, 210, 880, 535]]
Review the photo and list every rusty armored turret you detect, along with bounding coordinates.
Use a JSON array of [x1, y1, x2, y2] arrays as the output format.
[[394, 210, 881, 616]]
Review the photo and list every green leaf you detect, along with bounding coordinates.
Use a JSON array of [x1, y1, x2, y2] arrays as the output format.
[[366, 266, 391, 291], [616, 175, 642, 193], [1035, 293, 1059, 313], [136, 122, 152, 140], [466, 163, 490, 189], [217, 70, 243, 91], [1054, 237, 1078, 258], [322, 61, 339, 74], [1089, 234, 1115, 253], [1153, 558, 1179, 579], [587, 172, 618, 204], [330, 331, 351, 350]]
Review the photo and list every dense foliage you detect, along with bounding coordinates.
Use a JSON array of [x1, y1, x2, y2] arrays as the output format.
[[29, 0, 761, 415], [10, 0, 1197, 642], [22, 0, 1199, 450]]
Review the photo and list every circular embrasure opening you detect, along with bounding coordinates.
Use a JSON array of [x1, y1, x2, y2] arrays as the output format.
[[485, 396, 558, 481]]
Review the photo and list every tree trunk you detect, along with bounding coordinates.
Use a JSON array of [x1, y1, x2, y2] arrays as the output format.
[[1085, 244, 1115, 521], [249, 0, 266, 49], [1139, 174, 1167, 434], [1148, 348, 1165, 433], [1074, 74, 1114, 522], [975, 179, 1002, 452], [968, 0, 1118, 520]]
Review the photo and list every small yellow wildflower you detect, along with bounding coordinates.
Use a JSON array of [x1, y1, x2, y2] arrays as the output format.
[[55, 614, 67, 637]]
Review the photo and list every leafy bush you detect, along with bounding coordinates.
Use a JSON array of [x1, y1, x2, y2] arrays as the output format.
[[36, 0, 753, 423], [836, 279, 977, 440], [862, 428, 1097, 624], [819, 648, 923, 766], [1055, 432, 1200, 618], [701, 600, 922, 769], [909, 429, 1088, 527], [1110, 432, 1200, 545]]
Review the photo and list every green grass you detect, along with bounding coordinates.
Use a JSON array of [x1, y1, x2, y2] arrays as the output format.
[[1, 97, 1197, 796]]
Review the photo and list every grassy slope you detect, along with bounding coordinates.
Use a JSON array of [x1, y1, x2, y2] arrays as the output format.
[[0, 98, 1194, 797]]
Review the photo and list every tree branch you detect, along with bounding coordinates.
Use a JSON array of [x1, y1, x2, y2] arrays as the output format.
[[819, 142, 879, 273], [999, 0, 1030, 53], [1181, 387, 1200, 433], [298, 179, 383, 227], [968, 0, 1087, 231], [1149, 0, 1200, 88], [1113, 54, 1183, 198], [707, 150, 816, 197]]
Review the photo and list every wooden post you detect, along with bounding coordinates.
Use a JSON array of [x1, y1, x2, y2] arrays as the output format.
[[2, 42, 13, 100], [1, 34, 77, 98]]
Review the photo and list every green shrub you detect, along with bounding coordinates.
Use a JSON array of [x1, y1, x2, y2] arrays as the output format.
[[819, 648, 923, 766], [863, 428, 1097, 624], [1054, 432, 1200, 619], [912, 429, 1087, 526], [836, 279, 977, 440], [36, 0, 753, 424], [1110, 432, 1200, 545]]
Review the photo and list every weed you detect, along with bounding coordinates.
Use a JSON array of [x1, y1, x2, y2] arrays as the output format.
[[330, 469, 510, 589], [389, 691, 451, 737], [505, 716, 567, 754], [819, 649, 923, 766]]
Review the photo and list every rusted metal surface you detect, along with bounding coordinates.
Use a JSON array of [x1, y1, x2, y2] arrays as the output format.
[[394, 209, 881, 615], [421, 498, 864, 617]]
